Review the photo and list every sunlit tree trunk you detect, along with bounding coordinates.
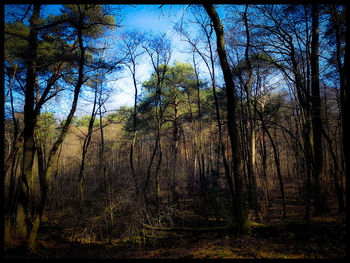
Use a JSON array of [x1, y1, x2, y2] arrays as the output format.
[[243, 5, 262, 222]]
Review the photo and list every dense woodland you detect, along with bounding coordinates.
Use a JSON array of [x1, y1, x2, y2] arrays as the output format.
[[3, 4, 349, 259]]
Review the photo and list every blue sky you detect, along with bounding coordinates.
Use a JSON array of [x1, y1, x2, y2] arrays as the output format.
[[105, 5, 226, 112], [102, 5, 197, 114], [5, 4, 226, 119], [40, 4, 196, 117], [120, 5, 179, 32]]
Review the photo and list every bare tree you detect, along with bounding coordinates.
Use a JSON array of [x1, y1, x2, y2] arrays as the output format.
[[120, 30, 145, 195], [142, 32, 172, 209]]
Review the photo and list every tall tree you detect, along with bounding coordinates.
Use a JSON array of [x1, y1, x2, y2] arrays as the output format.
[[175, 6, 234, 217], [327, 5, 346, 213], [16, 4, 41, 251], [77, 78, 99, 202], [203, 4, 250, 234], [13, 4, 117, 250], [342, 4, 349, 259], [142, 33, 171, 207], [120, 30, 144, 195], [310, 4, 326, 215], [242, 5, 263, 222], [251, 5, 325, 219]]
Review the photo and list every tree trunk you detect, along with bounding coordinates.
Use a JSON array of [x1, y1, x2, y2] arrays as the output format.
[[145, 104, 161, 198], [5, 65, 21, 233], [192, 53, 207, 212], [16, 4, 41, 251], [77, 68, 99, 202], [243, 5, 262, 222], [98, 78, 107, 191], [34, 8, 86, 250], [208, 40, 234, 220], [203, 4, 250, 235], [172, 94, 179, 203], [341, 4, 350, 259], [322, 128, 344, 212], [256, 107, 286, 218], [289, 38, 313, 220], [311, 4, 327, 215], [129, 62, 138, 194]]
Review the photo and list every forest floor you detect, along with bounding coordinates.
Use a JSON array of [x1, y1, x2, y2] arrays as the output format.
[[5, 198, 346, 259]]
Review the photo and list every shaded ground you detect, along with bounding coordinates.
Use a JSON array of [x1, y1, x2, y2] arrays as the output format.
[[5, 210, 345, 259], [5, 184, 346, 259]]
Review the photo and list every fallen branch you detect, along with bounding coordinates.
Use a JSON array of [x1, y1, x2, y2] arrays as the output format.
[[143, 223, 237, 233], [143, 222, 283, 236], [141, 233, 191, 239]]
